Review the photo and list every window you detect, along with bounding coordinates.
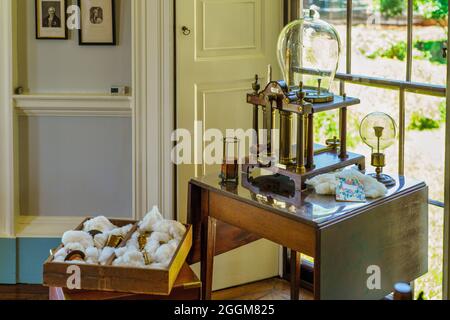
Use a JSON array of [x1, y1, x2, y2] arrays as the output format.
[[297, 0, 448, 299]]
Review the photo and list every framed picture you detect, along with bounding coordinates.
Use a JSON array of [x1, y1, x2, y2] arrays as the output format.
[[35, 0, 67, 40], [79, 0, 116, 46]]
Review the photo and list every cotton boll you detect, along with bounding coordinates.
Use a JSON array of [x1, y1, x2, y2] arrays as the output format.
[[149, 232, 171, 244], [144, 239, 160, 256], [306, 169, 388, 199], [126, 232, 140, 250], [168, 239, 180, 250], [139, 206, 163, 232], [54, 247, 67, 259], [85, 247, 100, 264], [152, 220, 172, 234], [149, 262, 168, 270], [93, 233, 108, 249], [114, 250, 146, 268], [115, 247, 128, 258], [53, 256, 65, 263], [99, 247, 115, 265], [62, 230, 94, 249], [110, 224, 133, 238], [83, 216, 116, 233], [305, 173, 338, 195], [64, 242, 86, 254], [168, 221, 187, 240], [153, 243, 177, 264], [68, 260, 86, 265]]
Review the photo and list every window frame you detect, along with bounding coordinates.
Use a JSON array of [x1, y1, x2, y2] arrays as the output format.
[[285, 0, 450, 299]]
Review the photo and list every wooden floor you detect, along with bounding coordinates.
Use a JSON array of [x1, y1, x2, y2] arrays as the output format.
[[0, 278, 313, 300]]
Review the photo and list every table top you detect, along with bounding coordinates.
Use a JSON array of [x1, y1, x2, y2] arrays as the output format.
[[190, 173, 426, 228]]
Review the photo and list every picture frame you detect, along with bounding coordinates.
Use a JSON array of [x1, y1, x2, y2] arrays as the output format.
[[35, 0, 68, 40], [78, 0, 116, 46]]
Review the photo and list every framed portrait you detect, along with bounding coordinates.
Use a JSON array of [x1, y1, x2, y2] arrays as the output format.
[[35, 0, 67, 40], [79, 0, 116, 46]]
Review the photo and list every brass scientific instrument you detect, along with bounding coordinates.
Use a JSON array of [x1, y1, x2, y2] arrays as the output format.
[[242, 11, 366, 203], [360, 112, 397, 187]]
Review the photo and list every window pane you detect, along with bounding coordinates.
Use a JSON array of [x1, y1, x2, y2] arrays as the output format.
[[415, 205, 444, 300], [405, 94, 445, 202], [411, 2, 447, 85], [344, 84, 400, 175], [352, 0, 408, 79]]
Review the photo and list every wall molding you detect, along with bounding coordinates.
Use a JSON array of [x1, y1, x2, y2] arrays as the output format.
[[132, 0, 175, 220], [13, 94, 132, 117]]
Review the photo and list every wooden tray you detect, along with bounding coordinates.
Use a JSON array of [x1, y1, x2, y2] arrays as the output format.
[[43, 218, 193, 295]]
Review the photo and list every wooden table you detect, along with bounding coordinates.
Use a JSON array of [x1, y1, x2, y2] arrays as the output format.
[[187, 174, 428, 300], [49, 263, 201, 300]]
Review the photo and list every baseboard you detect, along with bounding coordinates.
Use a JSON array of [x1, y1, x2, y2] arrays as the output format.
[[0, 237, 60, 284]]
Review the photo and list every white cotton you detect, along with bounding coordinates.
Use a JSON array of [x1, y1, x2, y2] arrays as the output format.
[[115, 247, 128, 258], [305, 169, 388, 199], [144, 239, 160, 256], [85, 247, 100, 264], [149, 262, 169, 270], [64, 242, 86, 254], [126, 232, 140, 250], [83, 216, 116, 233], [305, 173, 337, 195], [99, 247, 115, 265], [168, 221, 187, 240], [149, 231, 171, 244], [53, 256, 65, 263], [139, 206, 163, 232], [152, 220, 172, 234], [153, 243, 177, 264], [109, 224, 133, 237], [93, 233, 108, 249], [168, 239, 180, 250], [54, 247, 67, 259], [62, 230, 94, 249], [67, 260, 86, 265], [113, 249, 146, 268]]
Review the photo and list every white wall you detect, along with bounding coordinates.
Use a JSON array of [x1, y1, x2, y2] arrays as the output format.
[[18, 116, 132, 217], [15, 0, 132, 93], [13, 0, 134, 219]]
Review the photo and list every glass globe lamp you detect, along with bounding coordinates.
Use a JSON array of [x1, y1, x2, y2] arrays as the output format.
[[360, 112, 397, 187], [277, 9, 341, 103]]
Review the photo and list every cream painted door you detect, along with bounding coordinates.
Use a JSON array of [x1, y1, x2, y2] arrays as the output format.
[[176, 0, 284, 290]]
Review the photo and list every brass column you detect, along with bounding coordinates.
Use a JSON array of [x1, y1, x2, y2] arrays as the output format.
[[306, 113, 315, 169], [296, 114, 306, 173], [339, 106, 348, 159], [279, 111, 294, 165]]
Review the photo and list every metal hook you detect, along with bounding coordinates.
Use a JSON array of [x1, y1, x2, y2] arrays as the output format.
[[182, 26, 191, 36]]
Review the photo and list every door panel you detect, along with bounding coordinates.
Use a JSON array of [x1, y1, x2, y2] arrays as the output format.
[[177, 0, 283, 290]]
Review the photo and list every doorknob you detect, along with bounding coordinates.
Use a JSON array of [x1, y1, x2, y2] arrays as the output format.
[[182, 26, 191, 36]]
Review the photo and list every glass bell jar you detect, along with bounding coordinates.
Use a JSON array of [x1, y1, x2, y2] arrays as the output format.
[[277, 9, 341, 103]]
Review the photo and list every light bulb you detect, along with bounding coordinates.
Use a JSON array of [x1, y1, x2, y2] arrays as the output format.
[[360, 112, 398, 187], [360, 112, 397, 153]]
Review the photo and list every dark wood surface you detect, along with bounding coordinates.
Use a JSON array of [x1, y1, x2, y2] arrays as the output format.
[[188, 174, 428, 300]]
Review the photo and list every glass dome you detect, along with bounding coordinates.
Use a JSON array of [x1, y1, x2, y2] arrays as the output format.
[[277, 9, 341, 95]]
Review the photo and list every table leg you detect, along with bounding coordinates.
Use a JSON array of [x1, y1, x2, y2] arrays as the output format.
[[201, 215, 217, 300], [290, 250, 301, 300]]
